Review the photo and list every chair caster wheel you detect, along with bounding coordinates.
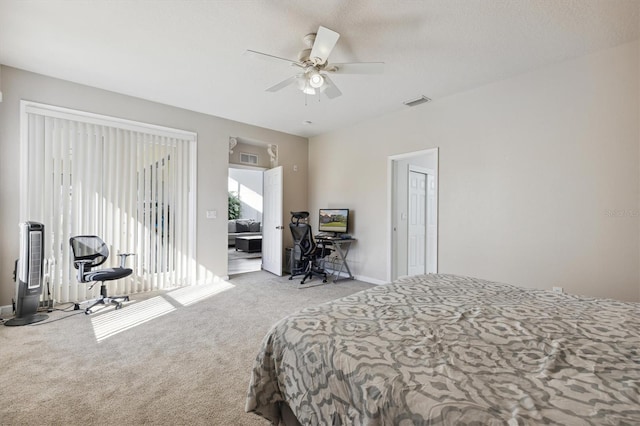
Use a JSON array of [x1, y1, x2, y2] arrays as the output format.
[[115, 302, 123, 310], [85, 310, 91, 315], [289, 277, 293, 280], [323, 279, 327, 283]]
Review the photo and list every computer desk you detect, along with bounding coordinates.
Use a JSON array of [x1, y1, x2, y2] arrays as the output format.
[[315, 236, 356, 282]]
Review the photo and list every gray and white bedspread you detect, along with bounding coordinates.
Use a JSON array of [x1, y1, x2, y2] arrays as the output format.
[[246, 274, 640, 425]]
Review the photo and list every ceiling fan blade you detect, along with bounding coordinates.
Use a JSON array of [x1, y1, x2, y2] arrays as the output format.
[[328, 62, 385, 74], [266, 75, 299, 92], [321, 75, 342, 99], [309, 26, 340, 65], [244, 50, 304, 68]]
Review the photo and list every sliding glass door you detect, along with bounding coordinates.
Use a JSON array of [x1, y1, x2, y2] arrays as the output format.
[[20, 102, 197, 303]]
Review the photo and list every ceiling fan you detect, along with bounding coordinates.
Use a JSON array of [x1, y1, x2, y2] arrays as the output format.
[[245, 26, 384, 99]]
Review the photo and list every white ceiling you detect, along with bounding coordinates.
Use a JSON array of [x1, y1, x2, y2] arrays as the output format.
[[1, 0, 638, 138]]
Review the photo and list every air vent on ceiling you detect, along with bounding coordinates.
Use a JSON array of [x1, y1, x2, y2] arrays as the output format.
[[240, 152, 258, 165], [403, 95, 432, 107]]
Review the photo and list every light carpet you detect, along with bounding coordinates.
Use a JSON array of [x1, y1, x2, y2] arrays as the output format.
[[0, 271, 374, 425], [228, 248, 262, 260]]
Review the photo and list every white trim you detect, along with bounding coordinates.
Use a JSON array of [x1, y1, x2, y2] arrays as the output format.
[[386, 157, 394, 283], [354, 275, 389, 285], [229, 163, 268, 172], [21, 100, 197, 141], [388, 148, 438, 161], [19, 101, 29, 220], [189, 133, 198, 281], [408, 165, 434, 175], [0, 304, 13, 316], [387, 147, 439, 283]]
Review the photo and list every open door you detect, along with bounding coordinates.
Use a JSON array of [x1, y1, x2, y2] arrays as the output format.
[[408, 170, 427, 276], [407, 166, 437, 276], [262, 166, 283, 275]]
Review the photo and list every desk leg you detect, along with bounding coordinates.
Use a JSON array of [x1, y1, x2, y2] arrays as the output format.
[[332, 241, 354, 282]]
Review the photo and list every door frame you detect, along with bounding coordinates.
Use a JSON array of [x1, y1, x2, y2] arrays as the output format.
[[387, 147, 439, 282]]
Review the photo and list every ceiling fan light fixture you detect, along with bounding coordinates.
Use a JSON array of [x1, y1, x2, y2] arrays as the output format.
[[250, 25, 381, 101], [307, 69, 324, 89], [296, 76, 315, 94]]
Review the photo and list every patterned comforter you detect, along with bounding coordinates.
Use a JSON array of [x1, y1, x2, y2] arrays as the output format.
[[246, 274, 640, 425]]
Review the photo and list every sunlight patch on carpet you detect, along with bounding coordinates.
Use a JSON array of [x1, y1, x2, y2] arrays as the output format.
[[166, 281, 235, 306], [91, 296, 176, 342]]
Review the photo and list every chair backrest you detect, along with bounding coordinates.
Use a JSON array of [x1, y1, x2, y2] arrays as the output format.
[[69, 235, 109, 269], [289, 222, 316, 257]]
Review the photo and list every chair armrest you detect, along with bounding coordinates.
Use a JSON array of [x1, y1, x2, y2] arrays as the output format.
[[117, 253, 135, 268], [74, 259, 93, 283]]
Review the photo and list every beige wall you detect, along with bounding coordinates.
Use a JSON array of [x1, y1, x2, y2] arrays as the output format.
[[0, 66, 308, 307], [309, 41, 640, 302]]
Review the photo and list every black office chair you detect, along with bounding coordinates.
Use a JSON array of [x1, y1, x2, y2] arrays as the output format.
[[288, 211, 328, 285], [69, 235, 134, 315]]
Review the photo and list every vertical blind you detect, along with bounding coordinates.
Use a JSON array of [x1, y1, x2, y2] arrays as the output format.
[[21, 103, 197, 304]]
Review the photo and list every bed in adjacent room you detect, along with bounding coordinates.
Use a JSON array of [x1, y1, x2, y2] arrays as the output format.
[[246, 274, 640, 425]]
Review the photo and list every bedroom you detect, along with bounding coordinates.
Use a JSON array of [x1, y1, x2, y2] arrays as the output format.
[[0, 1, 638, 424], [0, 1, 637, 307]]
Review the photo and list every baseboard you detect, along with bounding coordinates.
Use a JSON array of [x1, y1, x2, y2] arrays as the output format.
[[0, 304, 13, 316], [354, 275, 388, 285], [322, 267, 388, 286]]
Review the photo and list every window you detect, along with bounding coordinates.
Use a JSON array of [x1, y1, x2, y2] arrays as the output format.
[[20, 101, 197, 303]]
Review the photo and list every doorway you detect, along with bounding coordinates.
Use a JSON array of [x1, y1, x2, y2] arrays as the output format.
[[227, 137, 283, 277], [388, 148, 439, 282], [228, 166, 265, 275]]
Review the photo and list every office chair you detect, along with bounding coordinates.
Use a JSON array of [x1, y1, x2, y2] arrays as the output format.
[[288, 211, 328, 285], [69, 235, 134, 315]]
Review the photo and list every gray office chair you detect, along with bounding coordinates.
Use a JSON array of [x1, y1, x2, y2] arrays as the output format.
[[69, 235, 134, 314], [288, 211, 328, 285]]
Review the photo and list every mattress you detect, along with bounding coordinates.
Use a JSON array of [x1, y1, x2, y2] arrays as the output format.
[[246, 274, 640, 424]]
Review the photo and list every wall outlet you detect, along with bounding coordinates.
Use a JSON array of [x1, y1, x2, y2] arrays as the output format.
[[206, 210, 217, 219], [552, 286, 564, 294]]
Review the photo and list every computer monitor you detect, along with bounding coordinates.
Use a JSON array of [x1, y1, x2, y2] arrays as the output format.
[[318, 209, 349, 234]]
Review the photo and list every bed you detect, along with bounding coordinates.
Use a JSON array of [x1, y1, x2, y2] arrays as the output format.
[[245, 274, 640, 425]]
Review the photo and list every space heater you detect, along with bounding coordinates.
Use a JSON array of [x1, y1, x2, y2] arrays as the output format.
[[5, 221, 48, 326]]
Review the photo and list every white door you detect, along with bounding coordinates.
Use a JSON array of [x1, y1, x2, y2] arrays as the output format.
[[426, 174, 437, 273], [262, 166, 283, 276], [408, 170, 427, 276]]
